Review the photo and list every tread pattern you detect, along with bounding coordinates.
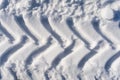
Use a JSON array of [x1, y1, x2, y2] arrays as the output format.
[[0, 10, 120, 80]]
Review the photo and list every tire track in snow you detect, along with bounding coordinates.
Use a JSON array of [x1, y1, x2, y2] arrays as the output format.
[[110, 57, 120, 76], [91, 19, 114, 48], [52, 44, 90, 80], [44, 39, 76, 80], [78, 40, 103, 69], [0, 38, 11, 57], [14, 16, 39, 45], [5, 42, 39, 80], [0, 23, 14, 43], [0, 35, 28, 66], [25, 37, 52, 66], [100, 21, 120, 45], [74, 19, 103, 49], [0, 13, 25, 41], [40, 16, 64, 47], [24, 37, 53, 79], [29, 41, 64, 80], [51, 39, 76, 68], [48, 44, 85, 80], [9, 67, 18, 80], [30, 42, 64, 80], [23, 14, 51, 43], [1, 67, 15, 80], [0, 8, 120, 80], [48, 17, 82, 48], [81, 46, 118, 80], [105, 51, 120, 72], [66, 17, 90, 49]]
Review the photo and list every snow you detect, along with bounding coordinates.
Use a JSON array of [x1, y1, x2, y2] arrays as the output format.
[[101, 5, 114, 20], [0, 0, 120, 80], [111, 1, 120, 11]]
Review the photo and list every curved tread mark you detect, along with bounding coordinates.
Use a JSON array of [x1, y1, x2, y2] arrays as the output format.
[[25, 37, 53, 79], [44, 72, 49, 80], [14, 16, 39, 45], [0, 36, 28, 66], [66, 17, 90, 49], [40, 16, 64, 47], [1, 67, 15, 80], [105, 51, 120, 72], [25, 37, 53, 66], [78, 40, 103, 68], [91, 18, 114, 48], [44, 39, 76, 80], [51, 39, 76, 68], [0, 23, 14, 43], [9, 68, 18, 80], [78, 50, 96, 69]]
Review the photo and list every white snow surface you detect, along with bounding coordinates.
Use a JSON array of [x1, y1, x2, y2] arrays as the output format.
[[0, 0, 120, 80]]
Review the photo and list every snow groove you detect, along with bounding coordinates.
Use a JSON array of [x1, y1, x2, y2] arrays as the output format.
[[0, 3, 120, 79], [40, 16, 64, 47], [0, 23, 14, 43], [14, 16, 39, 45], [0, 36, 28, 66]]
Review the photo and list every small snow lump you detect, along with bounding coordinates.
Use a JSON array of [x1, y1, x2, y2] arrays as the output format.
[[101, 5, 114, 20]]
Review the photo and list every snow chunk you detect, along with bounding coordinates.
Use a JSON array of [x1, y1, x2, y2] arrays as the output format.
[[111, 1, 120, 11], [101, 5, 114, 20]]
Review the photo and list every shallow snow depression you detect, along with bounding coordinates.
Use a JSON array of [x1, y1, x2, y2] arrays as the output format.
[[0, 0, 120, 80]]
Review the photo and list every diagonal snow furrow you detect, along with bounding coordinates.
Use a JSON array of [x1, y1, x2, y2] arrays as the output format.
[[48, 41, 89, 80], [30, 42, 63, 80], [110, 57, 120, 77], [14, 16, 39, 45], [1, 67, 15, 80], [66, 17, 90, 49], [22, 13, 51, 44], [42, 39, 76, 80], [40, 16, 64, 47], [29, 39, 75, 80], [7, 39, 37, 63], [83, 46, 118, 74], [0, 23, 14, 43], [1, 41, 36, 80], [0, 12, 27, 42], [60, 45, 90, 67], [26, 38, 64, 80], [91, 19, 113, 48], [105, 51, 120, 72], [77, 43, 116, 80], [78, 40, 104, 69], [25, 37, 53, 66], [48, 17, 76, 47], [9, 67, 18, 80], [37, 42, 64, 80], [101, 21, 120, 45], [74, 20, 104, 49], [6, 42, 37, 80], [24, 37, 54, 80], [51, 39, 76, 68], [0, 37, 11, 56], [55, 39, 83, 67], [0, 36, 28, 66]]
